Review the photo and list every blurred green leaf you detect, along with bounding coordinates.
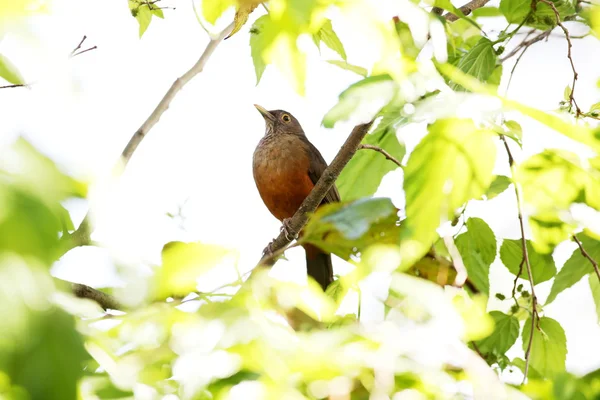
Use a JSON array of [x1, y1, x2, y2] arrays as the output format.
[[0, 54, 24, 85], [546, 232, 600, 304], [499, 239, 556, 284], [337, 109, 406, 201], [455, 217, 497, 294], [484, 175, 512, 200], [476, 311, 519, 355], [529, 212, 575, 254], [500, 0, 530, 24], [503, 120, 523, 147], [589, 274, 600, 323], [402, 118, 496, 265], [201, 0, 234, 24], [518, 149, 600, 212], [156, 241, 238, 300], [472, 7, 504, 17], [522, 316, 567, 379], [451, 37, 497, 91], [322, 75, 397, 128], [250, 15, 272, 84], [313, 19, 346, 60], [0, 262, 88, 400], [326, 60, 367, 77], [303, 197, 400, 260]]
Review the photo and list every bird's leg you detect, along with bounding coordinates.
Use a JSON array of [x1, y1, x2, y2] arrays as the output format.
[[281, 218, 298, 241], [263, 240, 276, 257]]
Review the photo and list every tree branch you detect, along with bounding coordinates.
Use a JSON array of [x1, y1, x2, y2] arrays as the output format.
[[501, 135, 538, 384], [257, 121, 375, 267], [573, 235, 600, 283], [70, 22, 234, 247], [444, 0, 492, 21], [358, 144, 403, 168], [72, 283, 122, 311], [538, 0, 581, 116]]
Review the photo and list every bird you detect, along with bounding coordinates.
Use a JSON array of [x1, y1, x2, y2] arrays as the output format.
[[252, 104, 340, 291]]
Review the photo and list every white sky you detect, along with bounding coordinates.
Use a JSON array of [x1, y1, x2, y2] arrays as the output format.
[[1, 0, 600, 380]]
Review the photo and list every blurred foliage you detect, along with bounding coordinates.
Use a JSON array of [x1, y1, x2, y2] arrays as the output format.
[[1, 0, 600, 399]]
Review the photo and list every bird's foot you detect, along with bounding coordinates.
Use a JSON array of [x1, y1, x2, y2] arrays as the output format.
[[263, 241, 276, 257], [281, 218, 298, 241]]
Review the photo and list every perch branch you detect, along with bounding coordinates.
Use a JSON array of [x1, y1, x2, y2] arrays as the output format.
[[258, 121, 375, 267], [70, 22, 234, 247], [72, 283, 122, 311], [501, 135, 538, 384], [444, 0, 492, 21], [358, 144, 403, 168], [573, 235, 600, 283]]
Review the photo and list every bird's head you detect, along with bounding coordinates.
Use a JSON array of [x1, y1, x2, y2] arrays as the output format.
[[254, 104, 305, 137]]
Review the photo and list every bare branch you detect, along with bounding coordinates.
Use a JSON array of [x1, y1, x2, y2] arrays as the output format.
[[72, 283, 122, 311], [538, 0, 581, 116], [573, 235, 600, 283], [71, 46, 98, 58], [444, 0, 492, 21], [70, 22, 234, 247], [358, 144, 403, 168], [500, 29, 551, 63], [501, 135, 538, 384], [257, 121, 375, 267], [70, 35, 88, 57], [0, 84, 28, 89]]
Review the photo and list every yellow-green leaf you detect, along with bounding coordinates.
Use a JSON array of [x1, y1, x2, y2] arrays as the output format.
[[522, 316, 567, 379], [226, 0, 261, 39], [0, 54, 24, 85]]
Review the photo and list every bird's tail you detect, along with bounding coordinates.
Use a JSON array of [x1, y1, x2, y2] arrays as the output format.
[[303, 243, 334, 291]]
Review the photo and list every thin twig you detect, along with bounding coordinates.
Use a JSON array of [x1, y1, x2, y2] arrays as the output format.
[[70, 36, 87, 57], [257, 121, 375, 267], [72, 283, 122, 311], [70, 22, 235, 247], [501, 135, 538, 384], [358, 144, 403, 168], [573, 235, 600, 283], [71, 46, 98, 58], [500, 29, 551, 63], [444, 0, 492, 21], [538, 0, 581, 116], [0, 84, 27, 89]]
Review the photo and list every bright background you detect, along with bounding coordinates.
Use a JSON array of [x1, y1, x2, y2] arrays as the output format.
[[1, 0, 600, 380]]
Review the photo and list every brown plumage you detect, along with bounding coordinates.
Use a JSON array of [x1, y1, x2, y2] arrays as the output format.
[[252, 105, 340, 291]]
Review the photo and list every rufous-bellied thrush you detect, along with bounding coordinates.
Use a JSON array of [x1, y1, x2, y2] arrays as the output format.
[[252, 105, 340, 291]]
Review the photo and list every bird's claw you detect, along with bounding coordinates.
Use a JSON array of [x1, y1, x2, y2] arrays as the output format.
[[281, 218, 298, 241], [263, 241, 275, 257]]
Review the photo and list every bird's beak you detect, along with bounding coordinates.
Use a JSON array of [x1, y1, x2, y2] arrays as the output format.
[[254, 104, 275, 123]]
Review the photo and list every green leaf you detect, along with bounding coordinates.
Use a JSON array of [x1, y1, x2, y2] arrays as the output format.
[[475, 311, 519, 355], [303, 197, 400, 260], [402, 119, 496, 264], [156, 241, 238, 300], [451, 37, 497, 91], [336, 109, 406, 201], [313, 19, 346, 60], [326, 60, 367, 77], [546, 232, 600, 304], [484, 175, 512, 200], [455, 217, 497, 294], [202, 0, 235, 24], [322, 75, 397, 128], [0, 53, 24, 85], [503, 120, 523, 147], [589, 273, 600, 323], [249, 15, 273, 84], [522, 316, 567, 379], [135, 4, 153, 37], [499, 239, 556, 284], [151, 6, 164, 18], [500, 0, 531, 24]]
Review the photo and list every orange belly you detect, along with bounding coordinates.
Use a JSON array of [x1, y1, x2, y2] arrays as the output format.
[[253, 138, 314, 221]]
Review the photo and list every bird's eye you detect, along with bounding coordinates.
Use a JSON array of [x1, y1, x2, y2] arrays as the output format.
[[282, 114, 291, 122]]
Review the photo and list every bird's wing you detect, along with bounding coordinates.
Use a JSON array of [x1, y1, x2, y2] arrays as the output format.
[[304, 138, 341, 204]]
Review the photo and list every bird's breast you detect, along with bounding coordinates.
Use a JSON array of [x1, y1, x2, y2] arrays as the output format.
[[252, 135, 314, 221]]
